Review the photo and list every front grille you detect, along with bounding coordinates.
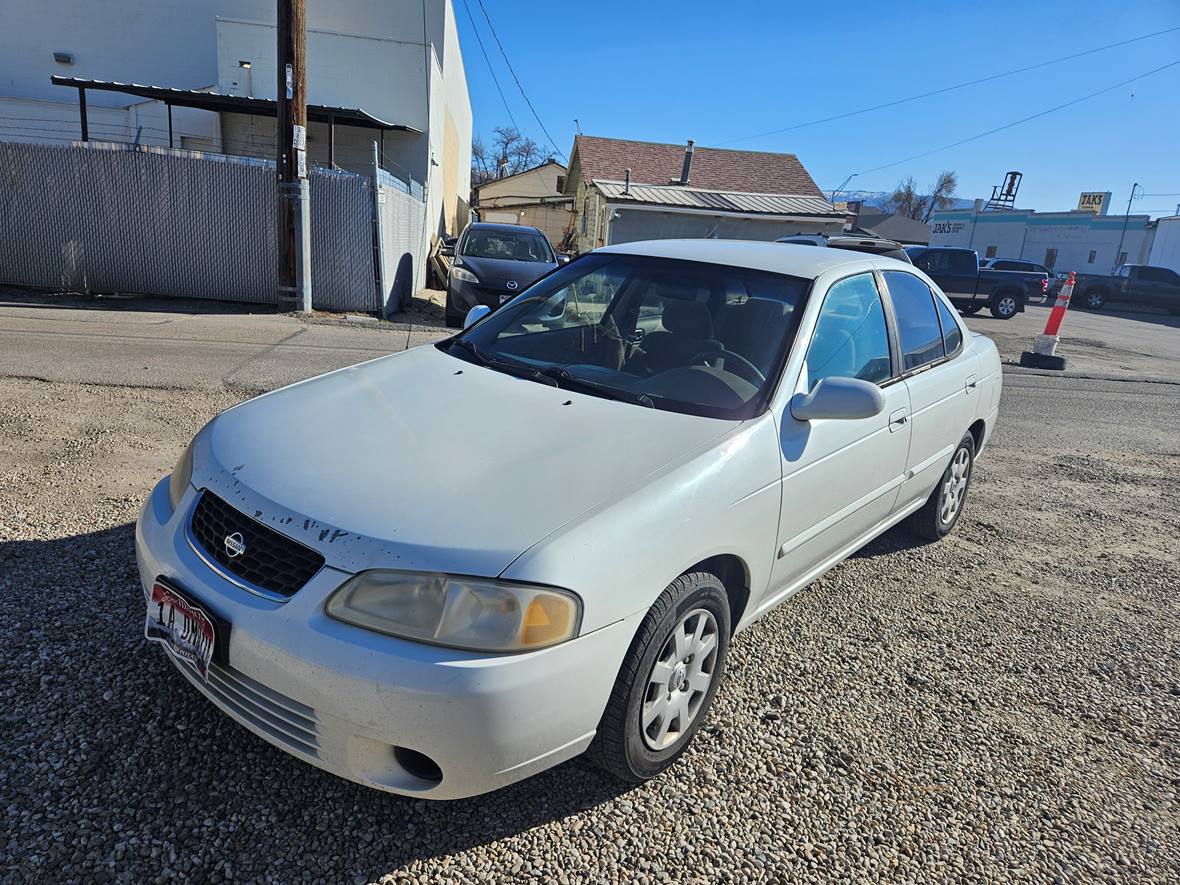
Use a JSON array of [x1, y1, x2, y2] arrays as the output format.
[[189, 490, 325, 598], [169, 652, 320, 757]]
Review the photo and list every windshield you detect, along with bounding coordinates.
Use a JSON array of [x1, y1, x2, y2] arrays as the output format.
[[442, 253, 811, 419], [460, 228, 554, 263]]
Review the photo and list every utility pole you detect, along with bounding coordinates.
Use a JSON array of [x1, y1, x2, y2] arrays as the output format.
[[1113, 182, 1140, 273], [276, 0, 311, 312]]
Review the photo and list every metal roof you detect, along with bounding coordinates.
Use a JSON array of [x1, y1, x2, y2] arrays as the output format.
[[592, 179, 841, 218], [50, 76, 420, 132]]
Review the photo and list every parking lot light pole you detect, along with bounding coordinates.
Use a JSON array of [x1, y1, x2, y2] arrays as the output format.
[[276, 0, 312, 313]]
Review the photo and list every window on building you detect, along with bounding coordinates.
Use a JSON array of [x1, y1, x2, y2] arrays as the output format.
[[1117, 251, 1128, 265], [556, 175, 567, 193], [984, 245, 998, 259], [805, 274, 892, 389], [1043, 248, 1058, 270], [883, 272, 946, 371], [1088, 250, 1097, 264]]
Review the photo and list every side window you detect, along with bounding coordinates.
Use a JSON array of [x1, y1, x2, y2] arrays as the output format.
[[883, 272, 946, 371], [933, 293, 963, 354], [805, 274, 891, 389], [950, 250, 977, 275]]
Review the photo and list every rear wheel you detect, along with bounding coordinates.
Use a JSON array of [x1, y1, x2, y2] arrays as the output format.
[[989, 291, 1021, 319], [908, 433, 975, 541], [1080, 288, 1107, 310], [588, 572, 730, 783]]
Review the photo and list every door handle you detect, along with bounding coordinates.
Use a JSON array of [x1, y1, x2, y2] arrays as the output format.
[[965, 374, 978, 394], [888, 408, 908, 432]]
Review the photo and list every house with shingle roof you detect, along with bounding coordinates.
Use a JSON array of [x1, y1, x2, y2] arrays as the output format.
[[562, 135, 842, 253]]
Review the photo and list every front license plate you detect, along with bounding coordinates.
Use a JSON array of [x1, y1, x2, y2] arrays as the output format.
[[145, 581, 217, 679]]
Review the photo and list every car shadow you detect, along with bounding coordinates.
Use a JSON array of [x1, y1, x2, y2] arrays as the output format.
[[3, 522, 635, 882]]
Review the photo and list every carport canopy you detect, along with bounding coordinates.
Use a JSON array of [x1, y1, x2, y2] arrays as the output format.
[[51, 75, 420, 161]]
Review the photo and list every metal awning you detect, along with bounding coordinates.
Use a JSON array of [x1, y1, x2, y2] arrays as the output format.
[[51, 75, 420, 163], [593, 179, 842, 218], [51, 76, 419, 132]]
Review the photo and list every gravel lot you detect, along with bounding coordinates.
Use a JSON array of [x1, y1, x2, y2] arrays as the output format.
[[2, 372, 1178, 883]]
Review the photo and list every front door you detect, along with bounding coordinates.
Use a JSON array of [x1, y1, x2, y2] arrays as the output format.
[[766, 272, 910, 608]]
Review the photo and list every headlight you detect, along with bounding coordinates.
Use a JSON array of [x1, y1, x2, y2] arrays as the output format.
[[168, 438, 195, 513], [451, 266, 479, 284], [325, 571, 582, 653]]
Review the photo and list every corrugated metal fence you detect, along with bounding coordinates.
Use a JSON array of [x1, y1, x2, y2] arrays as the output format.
[[0, 140, 426, 313]]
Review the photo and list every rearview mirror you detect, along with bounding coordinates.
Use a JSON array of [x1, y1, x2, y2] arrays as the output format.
[[790, 377, 885, 422], [463, 305, 491, 329]]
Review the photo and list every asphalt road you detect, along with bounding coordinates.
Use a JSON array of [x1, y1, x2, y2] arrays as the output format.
[[2, 288, 1177, 453]]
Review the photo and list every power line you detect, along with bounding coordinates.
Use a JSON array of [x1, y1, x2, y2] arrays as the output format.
[[718, 25, 1180, 146], [855, 58, 1180, 177], [473, 0, 566, 161], [459, 0, 519, 132]]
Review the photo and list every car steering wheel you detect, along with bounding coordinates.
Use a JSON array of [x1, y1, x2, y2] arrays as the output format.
[[692, 349, 766, 385]]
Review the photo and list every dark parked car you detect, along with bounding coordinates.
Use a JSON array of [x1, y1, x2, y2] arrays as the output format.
[[444, 223, 560, 328], [905, 247, 1047, 319], [776, 234, 912, 263], [1062, 264, 1180, 313]]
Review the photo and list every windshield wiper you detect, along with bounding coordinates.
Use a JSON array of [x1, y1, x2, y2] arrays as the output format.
[[534, 367, 655, 408], [450, 339, 559, 386]]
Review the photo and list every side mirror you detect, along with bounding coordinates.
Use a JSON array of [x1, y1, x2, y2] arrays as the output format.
[[557, 253, 572, 265], [790, 377, 885, 422], [463, 305, 491, 329], [440, 244, 455, 257]]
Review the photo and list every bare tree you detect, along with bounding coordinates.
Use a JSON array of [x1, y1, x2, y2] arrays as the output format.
[[471, 126, 552, 184], [883, 171, 958, 222]]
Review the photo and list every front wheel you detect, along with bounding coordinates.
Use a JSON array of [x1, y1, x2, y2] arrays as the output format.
[[908, 432, 975, 541], [989, 291, 1021, 319], [588, 572, 730, 783]]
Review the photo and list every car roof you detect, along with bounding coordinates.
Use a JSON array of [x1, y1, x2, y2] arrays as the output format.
[[597, 238, 891, 279], [465, 221, 546, 235]]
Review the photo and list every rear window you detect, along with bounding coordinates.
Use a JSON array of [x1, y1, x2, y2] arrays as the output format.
[[883, 272, 946, 371]]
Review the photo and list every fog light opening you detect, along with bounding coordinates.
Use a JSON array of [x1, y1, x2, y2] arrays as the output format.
[[394, 746, 443, 784]]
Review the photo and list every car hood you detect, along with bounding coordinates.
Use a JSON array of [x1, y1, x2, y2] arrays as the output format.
[[196, 345, 737, 579], [456, 255, 554, 289]]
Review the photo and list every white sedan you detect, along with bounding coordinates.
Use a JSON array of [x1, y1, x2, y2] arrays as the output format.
[[136, 240, 1001, 799]]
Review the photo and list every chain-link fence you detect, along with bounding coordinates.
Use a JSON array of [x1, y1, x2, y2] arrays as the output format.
[[0, 140, 426, 313]]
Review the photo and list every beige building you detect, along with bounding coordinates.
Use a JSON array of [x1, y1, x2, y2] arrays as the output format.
[[474, 159, 573, 247]]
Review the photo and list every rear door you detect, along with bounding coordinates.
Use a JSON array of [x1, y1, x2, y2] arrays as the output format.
[[770, 272, 910, 598], [880, 271, 979, 511]]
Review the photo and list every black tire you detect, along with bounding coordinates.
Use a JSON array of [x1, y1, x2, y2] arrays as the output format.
[[587, 572, 731, 783], [989, 290, 1021, 319], [445, 310, 463, 329], [958, 304, 982, 316], [907, 432, 976, 541], [1079, 288, 1107, 310]]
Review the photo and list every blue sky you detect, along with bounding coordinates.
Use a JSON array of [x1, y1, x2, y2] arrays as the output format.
[[455, 0, 1180, 216]]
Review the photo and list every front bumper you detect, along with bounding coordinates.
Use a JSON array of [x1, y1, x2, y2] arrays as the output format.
[[135, 477, 640, 799], [448, 277, 510, 314]]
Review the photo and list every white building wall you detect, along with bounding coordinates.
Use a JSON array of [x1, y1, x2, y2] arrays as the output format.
[[1147, 217, 1180, 274], [930, 209, 1154, 274], [2, 0, 471, 234]]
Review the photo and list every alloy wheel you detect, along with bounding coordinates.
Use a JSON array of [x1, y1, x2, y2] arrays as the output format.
[[939, 447, 971, 525], [997, 296, 1017, 317], [641, 608, 720, 751]]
